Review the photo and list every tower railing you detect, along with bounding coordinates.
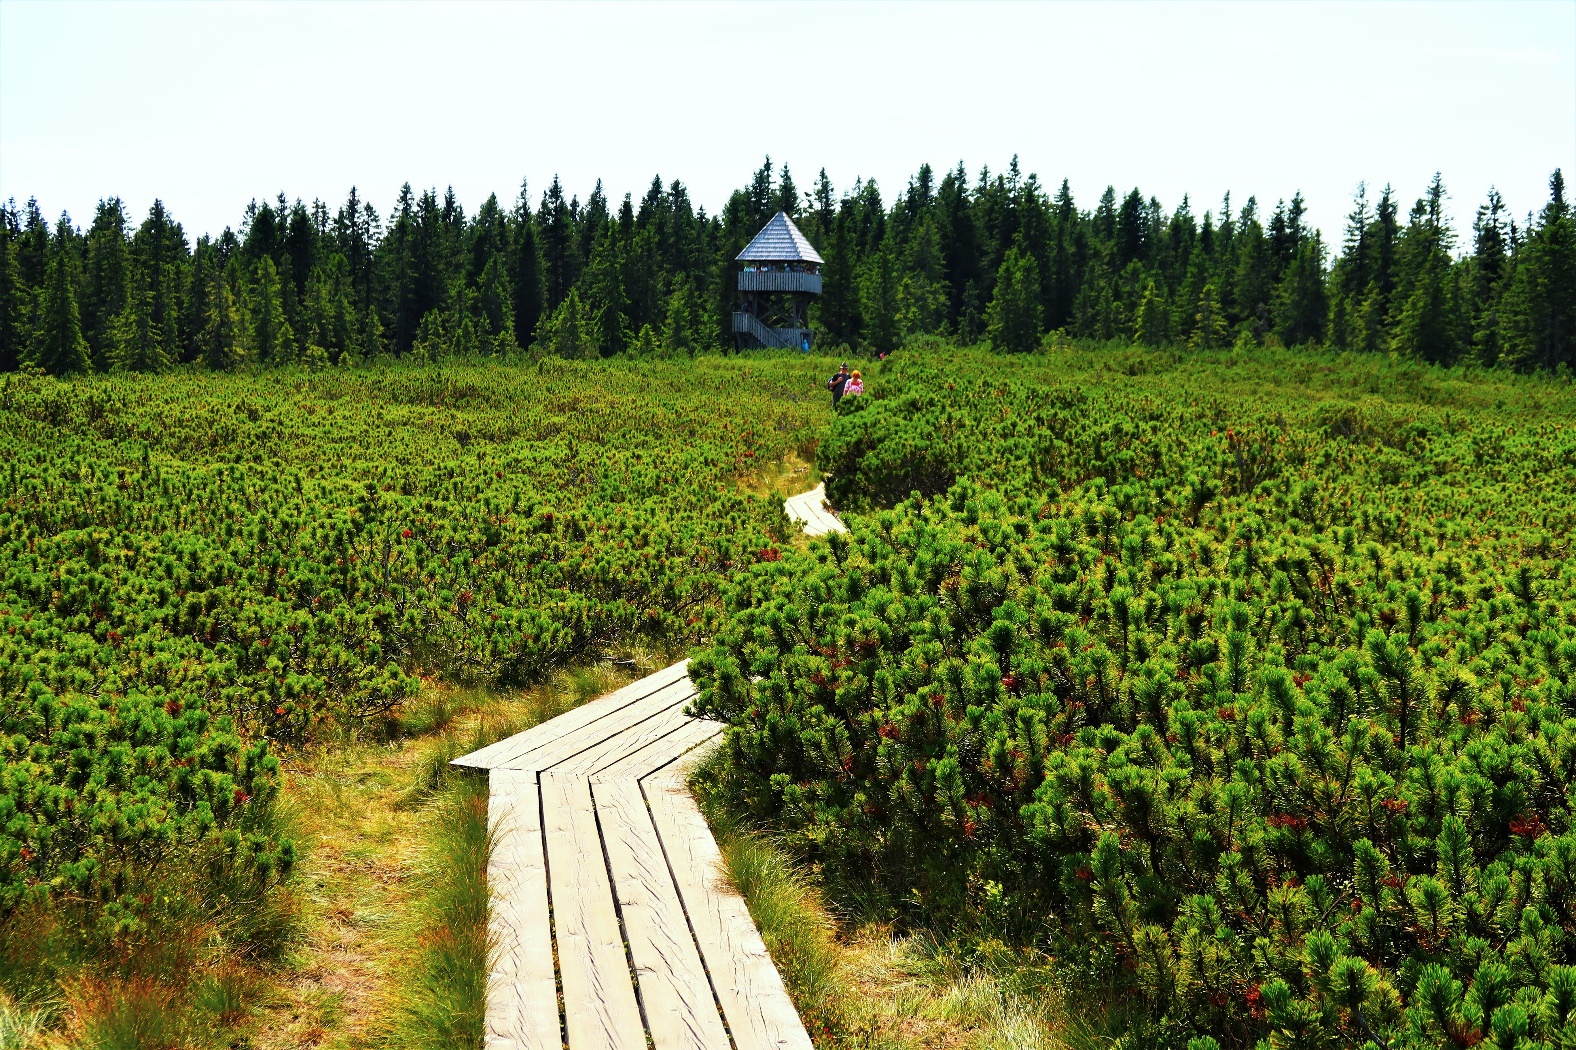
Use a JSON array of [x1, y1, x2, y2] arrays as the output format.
[[732, 312, 810, 350], [737, 271, 822, 294]]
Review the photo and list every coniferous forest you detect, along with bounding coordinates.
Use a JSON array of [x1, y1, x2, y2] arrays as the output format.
[[3, 157, 1574, 376]]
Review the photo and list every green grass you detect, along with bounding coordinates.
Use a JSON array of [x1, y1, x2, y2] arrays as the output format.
[[378, 660, 649, 1049], [717, 830, 851, 1043], [0, 992, 49, 1050], [379, 775, 493, 1050]]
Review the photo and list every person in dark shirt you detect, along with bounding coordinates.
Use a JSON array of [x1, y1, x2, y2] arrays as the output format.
[[827, 363, 850, 406]]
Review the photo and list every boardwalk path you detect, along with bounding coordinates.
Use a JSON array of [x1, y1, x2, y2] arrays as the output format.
[[454, 484, 845, 1049]]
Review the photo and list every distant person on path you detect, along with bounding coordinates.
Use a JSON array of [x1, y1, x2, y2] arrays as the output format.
[[843, 370, 865, 398], [827, 363, 850, 406]]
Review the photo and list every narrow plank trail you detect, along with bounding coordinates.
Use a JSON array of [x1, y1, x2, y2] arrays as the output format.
[[454, 484, 845, 1050]]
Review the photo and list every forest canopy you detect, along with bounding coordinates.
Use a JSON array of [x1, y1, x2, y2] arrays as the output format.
[[2, 158, 1571, 376]]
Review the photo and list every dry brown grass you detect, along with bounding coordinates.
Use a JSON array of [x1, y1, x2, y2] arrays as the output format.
[[247, 739, 427, 1050]]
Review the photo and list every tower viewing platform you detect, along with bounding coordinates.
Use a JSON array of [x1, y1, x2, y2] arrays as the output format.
[[732, 211, 823, 351]]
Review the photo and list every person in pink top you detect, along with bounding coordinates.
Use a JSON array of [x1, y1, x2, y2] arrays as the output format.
[[843, 370, 865, 397]]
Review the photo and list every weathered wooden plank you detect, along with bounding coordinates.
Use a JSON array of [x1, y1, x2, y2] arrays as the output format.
[[486, 768, 561, 1050], [541, 773, 647, 1050], [590, 718, 724, 785], [644, 770, 813, 1050], [594, 779, 732, 1049], [550, 697, 700, 778], [456, 660, 691, 769], [785, 484, 845, 538], [515, 677, 695, 775]]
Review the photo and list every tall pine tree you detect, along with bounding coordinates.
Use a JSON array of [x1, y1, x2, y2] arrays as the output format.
[[28, 230, 91, 375], [249, 256, 296, 363], [1501, 170, 1576, 372], [111, 282, 169, 373], [986, 248, 1043, 353], [200, 271, 247, 370]]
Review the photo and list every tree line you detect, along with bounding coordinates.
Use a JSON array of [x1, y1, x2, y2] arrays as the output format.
[[2, 158, 1571, 376]]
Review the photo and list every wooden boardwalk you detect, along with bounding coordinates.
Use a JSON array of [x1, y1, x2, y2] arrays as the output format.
[[783, 482, 847, 537], [455, 490, 843, 1049], [455, 661, 813, 1050]]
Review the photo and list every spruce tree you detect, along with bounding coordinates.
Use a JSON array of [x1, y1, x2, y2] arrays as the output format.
[[200, 272, 247, 370], [133, 201, 187, 364], [0, 215, 23, 372], [110, 285, 169, 372], [451, 311, 480, 358], [1470, 188, 1509, 365], [1273, 236, 1329, 347], [820, 213, 862, 347], [1133, 280, 1170, 346], [477, 253, 517, 353], [862, 248, 899, 355], [16, 198, 49, 290], [985, 248, 1043, 353], [357, 302, 386, 360], [1387, 178, 1462, 363], [661, 283, 700, 358], [538, 176, 577, 310], [532, 290, 595, 359], [808, 168, 836, 246], [411, 308, 446, 362], [28, 238, 91, 375], [898, 214, 949, 337], [777, 163, 798, 216], [82, 198, 131, 370], [629, 323, 660, 357], [249, 256, 296, 363], [1191, 283, 1228, 349], [582, 233, 626, 358], [1500, 170, 1576, 372], [304, 255, 357, 362], [1232, 201, 1271, 339], [1390, 250, 1461, 364]]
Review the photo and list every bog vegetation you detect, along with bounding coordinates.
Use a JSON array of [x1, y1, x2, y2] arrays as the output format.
[[0, 356, 826, 1042], [693, 345, 1576, 1048], [2, 155, 1575, 1048]]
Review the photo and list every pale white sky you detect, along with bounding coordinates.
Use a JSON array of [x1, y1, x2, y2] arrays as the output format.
[[2, 0, 1572, 249]]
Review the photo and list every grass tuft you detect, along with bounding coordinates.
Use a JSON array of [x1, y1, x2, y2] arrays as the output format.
[[380, 774, 493, 1050], [75, 975, 187, 1050], [0, 992, 49, 1050], [718, 831, 849, 1041]]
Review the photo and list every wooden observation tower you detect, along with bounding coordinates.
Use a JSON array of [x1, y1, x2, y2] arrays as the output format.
[[732, 211, 823, 351]]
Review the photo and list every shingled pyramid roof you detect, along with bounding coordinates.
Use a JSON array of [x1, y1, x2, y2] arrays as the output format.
[[736, 211, 824, 264]]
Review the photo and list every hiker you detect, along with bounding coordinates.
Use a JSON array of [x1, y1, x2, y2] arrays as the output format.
[[827, 363, 850, 406], [843, 369, 865, 398]]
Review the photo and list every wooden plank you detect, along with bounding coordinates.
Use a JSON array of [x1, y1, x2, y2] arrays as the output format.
[[548, 699, 698, 778], [513, 678, 696, 775], [594, 779, 732, 1049], [456, 661, 691, 769], [486, 769, 562, 1050], [591, 719, 724, 785], [541, 773, 647, 1050], [643, 771, 814, 1050], [785, 485, 845, 538]]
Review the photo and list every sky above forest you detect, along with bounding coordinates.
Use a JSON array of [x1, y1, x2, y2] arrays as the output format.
[[2, 0, 1572, 247]]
